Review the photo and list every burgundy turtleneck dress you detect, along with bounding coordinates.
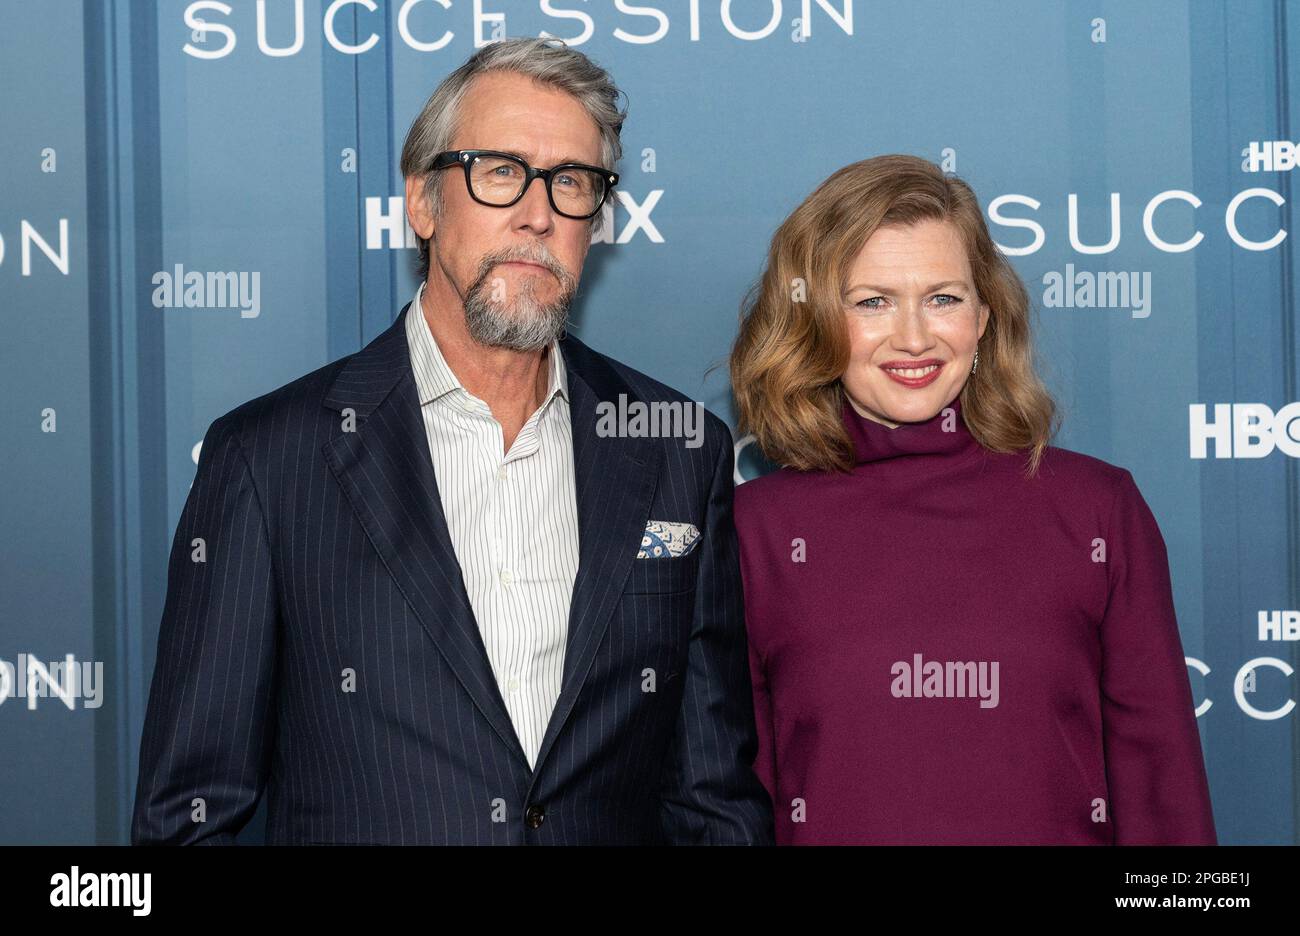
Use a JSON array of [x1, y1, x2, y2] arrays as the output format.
[[734, 397, 1216, 845]]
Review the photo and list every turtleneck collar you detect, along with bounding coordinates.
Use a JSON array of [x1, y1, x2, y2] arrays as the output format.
[[842, 394, 984, 466]]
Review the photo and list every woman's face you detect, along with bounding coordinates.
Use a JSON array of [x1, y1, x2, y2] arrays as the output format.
[[840, 219, 990, 428]]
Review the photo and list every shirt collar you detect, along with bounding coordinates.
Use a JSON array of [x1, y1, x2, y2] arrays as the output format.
[[405, 280, 569, 408]]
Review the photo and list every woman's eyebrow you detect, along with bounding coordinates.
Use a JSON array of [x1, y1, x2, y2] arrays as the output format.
[[847, 280, 967, 293]]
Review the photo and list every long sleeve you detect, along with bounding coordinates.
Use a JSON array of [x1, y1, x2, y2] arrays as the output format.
[[1099, 470, 1216, 844], [746, 636, 778, 816], [657, 422, 775, 844], [131, 415, 280, 845]]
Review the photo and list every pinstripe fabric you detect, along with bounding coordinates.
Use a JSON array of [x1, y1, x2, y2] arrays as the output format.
[[131, 300, 774, 845], [404, 282, 578, 769]]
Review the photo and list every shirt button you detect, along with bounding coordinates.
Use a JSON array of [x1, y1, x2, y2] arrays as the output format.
[[507, 676, 520, 694], [497, 465, 508, 480], [525, 804, 546, 830], [499, 569, 513, 586]]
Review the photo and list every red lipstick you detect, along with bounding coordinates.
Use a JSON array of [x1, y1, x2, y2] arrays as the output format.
[[880, 359, 944, 388]]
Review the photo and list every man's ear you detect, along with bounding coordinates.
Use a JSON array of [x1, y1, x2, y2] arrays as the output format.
[[405, 174, 435, 241]]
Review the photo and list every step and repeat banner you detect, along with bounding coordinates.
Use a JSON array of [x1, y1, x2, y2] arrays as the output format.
[[1, 0, 1297, 844]]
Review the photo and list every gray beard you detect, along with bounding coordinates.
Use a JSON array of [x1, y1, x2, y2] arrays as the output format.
[[461, 256, 576, 353]]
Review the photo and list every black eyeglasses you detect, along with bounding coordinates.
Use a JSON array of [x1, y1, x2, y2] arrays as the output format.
[[430, 149, 618, 220]]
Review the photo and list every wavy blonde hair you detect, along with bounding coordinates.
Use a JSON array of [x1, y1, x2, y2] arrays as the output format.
[[730, 153, 1058, 477]]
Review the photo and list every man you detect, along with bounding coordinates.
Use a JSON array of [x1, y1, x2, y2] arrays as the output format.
[[131, 37, 773, 845]]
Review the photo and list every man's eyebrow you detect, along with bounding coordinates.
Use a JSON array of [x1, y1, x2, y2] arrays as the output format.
[[499, 149, 597, 166], [847, 280, 967, 293]]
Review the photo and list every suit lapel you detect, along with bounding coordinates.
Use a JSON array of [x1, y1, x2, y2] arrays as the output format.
[[529, 335, 661, 777], [321, 302, 529, 767]]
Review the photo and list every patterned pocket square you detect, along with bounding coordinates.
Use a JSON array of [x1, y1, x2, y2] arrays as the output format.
[[638, 520, 701, 559]]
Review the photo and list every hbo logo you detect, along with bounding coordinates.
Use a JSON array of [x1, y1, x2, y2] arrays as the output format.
[[1189, 403, 1300, 459], [1242, 140, 1300, 172]]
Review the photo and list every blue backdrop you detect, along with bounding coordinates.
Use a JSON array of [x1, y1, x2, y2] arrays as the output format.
[[1, 0, 1297, 844]]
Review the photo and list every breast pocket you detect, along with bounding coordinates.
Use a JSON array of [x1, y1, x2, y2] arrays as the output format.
[[623, 553, 700, 595], [620, 559, 698, 681]]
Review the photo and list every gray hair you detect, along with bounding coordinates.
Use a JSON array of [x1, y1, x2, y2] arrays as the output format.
[[400, 37, 627, 281]]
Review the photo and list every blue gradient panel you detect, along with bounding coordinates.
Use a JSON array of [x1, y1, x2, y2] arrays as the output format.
[[0, 0, 1295, 844]]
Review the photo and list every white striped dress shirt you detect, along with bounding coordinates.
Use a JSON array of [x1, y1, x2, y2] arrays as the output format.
[[404, 282, 580, 769]]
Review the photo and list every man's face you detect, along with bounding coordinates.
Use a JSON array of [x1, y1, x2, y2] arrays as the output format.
[[405, 71, 604, 352]]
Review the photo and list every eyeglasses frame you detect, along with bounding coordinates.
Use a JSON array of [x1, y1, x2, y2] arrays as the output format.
[[429, 149, 619, 220]]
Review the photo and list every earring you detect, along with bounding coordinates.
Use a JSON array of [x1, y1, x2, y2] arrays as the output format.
[[971, 349, 980, 375]]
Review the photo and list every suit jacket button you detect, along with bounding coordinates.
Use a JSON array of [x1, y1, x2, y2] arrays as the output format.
[[525, 805, 545, 830]]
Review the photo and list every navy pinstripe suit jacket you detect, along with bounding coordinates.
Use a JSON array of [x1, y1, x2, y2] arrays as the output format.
[[131, 301, 774, 845]]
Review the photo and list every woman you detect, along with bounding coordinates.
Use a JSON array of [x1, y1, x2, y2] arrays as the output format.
[[730, 154, 1216, 844]]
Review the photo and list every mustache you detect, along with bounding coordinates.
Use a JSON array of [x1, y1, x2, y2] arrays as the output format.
[[474, 246, 575, 290]]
